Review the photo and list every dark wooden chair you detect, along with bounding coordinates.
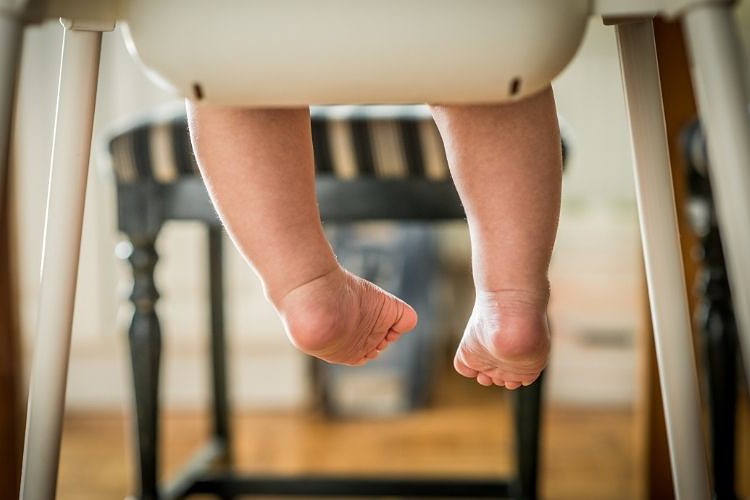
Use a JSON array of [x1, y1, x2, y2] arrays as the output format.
[[681, 119, 745, 500], [106, 105, 554, 499]]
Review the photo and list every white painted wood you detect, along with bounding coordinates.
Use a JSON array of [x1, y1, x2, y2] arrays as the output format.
[[20, 26, 102, 500], [119, 0, 590, 106], [616, 20, 711, 500]]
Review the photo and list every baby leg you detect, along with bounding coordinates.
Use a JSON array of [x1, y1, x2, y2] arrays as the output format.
[[431, 87, 561, 388], [187, 105, 417, 365]]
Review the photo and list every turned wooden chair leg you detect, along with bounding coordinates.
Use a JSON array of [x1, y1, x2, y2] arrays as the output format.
[[126, 232, 162, 500], [513, 371, 543, 500], [685, 121, 740, 500], [699, 233, 739, 500], [683, 4, 750, 389], [704, 309, 739, 500], [208, 226, 232, 465]]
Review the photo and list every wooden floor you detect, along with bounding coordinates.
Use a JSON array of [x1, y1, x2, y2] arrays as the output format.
[[58, 373, 637, 500]]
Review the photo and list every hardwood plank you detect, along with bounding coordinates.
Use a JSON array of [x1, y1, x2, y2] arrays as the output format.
[[59, 374, 637, 500]]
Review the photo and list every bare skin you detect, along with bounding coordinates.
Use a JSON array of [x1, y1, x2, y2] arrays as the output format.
[[431, 87, 561, 388], [187, 107, 417, 365], [187, 87, 561, 386]]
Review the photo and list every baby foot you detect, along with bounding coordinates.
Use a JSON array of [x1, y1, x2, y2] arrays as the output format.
[[277, 266, 418, 365], [454, 289, 550, 389]]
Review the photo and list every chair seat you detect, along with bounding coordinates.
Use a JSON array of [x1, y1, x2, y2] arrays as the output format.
[[106, 104, 450, 186]]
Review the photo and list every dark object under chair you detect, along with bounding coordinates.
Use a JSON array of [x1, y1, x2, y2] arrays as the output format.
[[320, 224, 440, 416], [108, 105, 549, 499], [682, 119, 745, 500]]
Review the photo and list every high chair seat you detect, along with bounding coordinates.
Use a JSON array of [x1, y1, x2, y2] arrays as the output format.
[[119, 0, 590, 106]]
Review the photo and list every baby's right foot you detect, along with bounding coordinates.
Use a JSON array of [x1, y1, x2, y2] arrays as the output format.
[[454, 289, 550, 389], [276, 266, 418, 365]]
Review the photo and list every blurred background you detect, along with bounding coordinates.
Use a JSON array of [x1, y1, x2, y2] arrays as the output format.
[[3, 6, 750, 500]]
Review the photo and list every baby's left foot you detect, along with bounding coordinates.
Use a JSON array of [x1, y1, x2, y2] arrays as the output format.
[[454, 289, 550, 389], [277, 266, 418, 365]]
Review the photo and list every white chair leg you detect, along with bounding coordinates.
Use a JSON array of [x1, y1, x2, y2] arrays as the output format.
[[615, 20, 711, 500], [20, 26, 102, 500], [682, 4, 750, 389], [0, 12, 23, 212]]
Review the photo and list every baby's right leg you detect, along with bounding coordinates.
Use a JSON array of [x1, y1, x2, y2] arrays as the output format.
[[187, 105, 417, 365], [431, 88, 561, 389]]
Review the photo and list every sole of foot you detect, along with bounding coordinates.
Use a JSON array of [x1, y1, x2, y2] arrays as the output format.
[[278, 267, 418, 365], [454, 289, 550, 389]]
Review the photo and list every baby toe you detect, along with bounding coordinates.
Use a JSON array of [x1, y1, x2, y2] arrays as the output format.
[[385, 331, 401, 342], [476, 373, 494, 386], [454, 356, 479, 378], [348, 357, 368, 366]]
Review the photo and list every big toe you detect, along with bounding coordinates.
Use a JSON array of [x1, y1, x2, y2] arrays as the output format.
[[372, 295, 418, 346], [360, 291, 418, 361], [453, 354, 479, 379], [392, 299, 418, 334]]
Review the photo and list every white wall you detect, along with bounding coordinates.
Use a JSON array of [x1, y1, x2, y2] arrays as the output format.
[[548, 19, 640, 407]]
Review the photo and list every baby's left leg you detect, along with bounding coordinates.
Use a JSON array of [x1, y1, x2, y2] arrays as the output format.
[[187, 105, 417, 365]]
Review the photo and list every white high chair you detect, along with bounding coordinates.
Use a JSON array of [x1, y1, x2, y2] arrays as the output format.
[[1, 1, 749, 499]]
